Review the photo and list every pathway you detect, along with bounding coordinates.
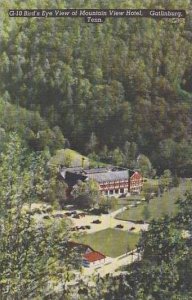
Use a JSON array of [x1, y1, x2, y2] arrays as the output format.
[[67, 207, 149, 233]]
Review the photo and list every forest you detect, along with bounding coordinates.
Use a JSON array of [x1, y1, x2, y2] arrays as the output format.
[[1, 0, 192, 175]]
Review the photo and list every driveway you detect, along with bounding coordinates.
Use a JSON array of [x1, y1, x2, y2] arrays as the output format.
[[68, 207, 148, 234]]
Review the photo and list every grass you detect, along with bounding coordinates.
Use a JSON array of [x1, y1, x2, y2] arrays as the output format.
[[143, 178, 159, 186], [116, 180, 191, 222], [76, 228, 140, 258], [109, 197, 142, 213], [49, 148, 106, 168], [49, 148, 90, 167]]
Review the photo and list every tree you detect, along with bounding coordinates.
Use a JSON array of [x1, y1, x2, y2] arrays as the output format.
[[123, 141, 137, 168], [159, 169, 172, 192], [63, 151, 72, 167], [0, 133, 76, 299], [72, 179, 100, 208], [176, 191, 192, 233], [137, 154, 155, 177], [44, 166, 69, 208], [142, 205, 151, 222], [111, 147, 124, 166], [86, 132, 98, 153], [138, 217, 185, 264], [98, 196, 117, 212]]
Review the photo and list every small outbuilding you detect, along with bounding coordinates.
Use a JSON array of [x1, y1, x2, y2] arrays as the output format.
[[82, 251, 106, 268]]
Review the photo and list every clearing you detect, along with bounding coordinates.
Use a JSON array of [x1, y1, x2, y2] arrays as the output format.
[[76, 228, 140, 257], [116, 180, 191, 222]]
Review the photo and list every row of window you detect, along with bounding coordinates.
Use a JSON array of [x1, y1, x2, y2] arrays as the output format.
[[100, 180, 129, 185], [104, 188, 125, 195]]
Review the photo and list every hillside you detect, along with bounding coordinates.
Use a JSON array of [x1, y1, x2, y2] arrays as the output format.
[[0, 0, 192, 175], [49, 148, 89, 167], [0, 99, 66, 152]]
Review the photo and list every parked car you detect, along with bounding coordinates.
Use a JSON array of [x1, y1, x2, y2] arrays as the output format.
[[85, 225, 91, 229], [79, 213, 86, 217], [89, 208, 102, 215], [71, 227, 77, 231], [53, 214, 64, 218], [65, 212, 72, 217], [72, 214, 80, 219], [115, 224, 124, 229], [76, 226, 82, 230], [136, 220, 145, 224], [102, 210, 109, 215], [79, 226, 86, 230], [92, 219, 102, 224], [71, 210, 77, 214], [43, 215, 50, 220], [129, 227, 135, 231]]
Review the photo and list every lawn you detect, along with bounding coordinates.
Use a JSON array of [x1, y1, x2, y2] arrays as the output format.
[[143, 178, 159, 187], [49, 148, 106, 168], [76, 228, 140, 258], [116, 180, 191, 222], [49, 148, 90, 167]]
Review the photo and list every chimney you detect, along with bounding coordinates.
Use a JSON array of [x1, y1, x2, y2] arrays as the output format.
[[82, 157, 85, 168]]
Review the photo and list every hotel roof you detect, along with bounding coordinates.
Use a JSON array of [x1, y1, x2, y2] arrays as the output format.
[[86, 170, 129, 183]]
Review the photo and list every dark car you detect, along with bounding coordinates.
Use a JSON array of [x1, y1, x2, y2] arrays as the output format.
[[129, 227, 135, 231], [71, 227, 77, 231], [76, 226, 82, 230], [137, 220, 145, 224], [90, 208, 102, 215], [43, 215, 50, 220], [79, 226, 86, 230], [85, 225, 91, 229], [65, 212, 72, 217], [71, 210, 77, 214], [53, 214, 64, 218], [92, 219, 102, 224], [72, 214, 80, 219], [102, 210, 109, 215], [79, 213, 86, 217], [115, 224, 124, 229]]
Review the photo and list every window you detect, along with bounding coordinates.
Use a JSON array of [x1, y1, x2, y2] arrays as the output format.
[[120, 188, 124, 194], [115, 189, 119, 194], [109, 190, 113, 195]]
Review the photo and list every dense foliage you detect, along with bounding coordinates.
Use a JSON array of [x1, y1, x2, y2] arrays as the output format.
[[0, 134, 76, 299], [0, 0, 192, 174], [0, 99, 66, 152]]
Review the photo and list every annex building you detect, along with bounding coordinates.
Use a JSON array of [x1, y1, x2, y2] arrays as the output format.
[[68, 241, 106, 268], [60, 166, 143, 198]]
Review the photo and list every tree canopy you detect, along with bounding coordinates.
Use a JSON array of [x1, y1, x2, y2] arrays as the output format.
[[0, 0, 192, 174], [0, 134, 77, 299]]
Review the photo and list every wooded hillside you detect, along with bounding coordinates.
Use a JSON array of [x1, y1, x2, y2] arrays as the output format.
[[1, 0, 192, 174]]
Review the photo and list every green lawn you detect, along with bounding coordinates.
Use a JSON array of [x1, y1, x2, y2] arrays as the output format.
[[116, 180, 192, 222], [76, 228, 140, 257], [143, 178, 159, 186], [49, 148, 90, 167], [49, 148, 106, 168]]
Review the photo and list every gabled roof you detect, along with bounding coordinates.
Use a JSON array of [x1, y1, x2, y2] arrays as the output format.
[[60, 166, 138, 185], [86, 170, 129, 183], [83, 168, 110, 174], [60, 167, 83, 179], [68, 241, 94, 253], [83, 251, 106, 263]]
